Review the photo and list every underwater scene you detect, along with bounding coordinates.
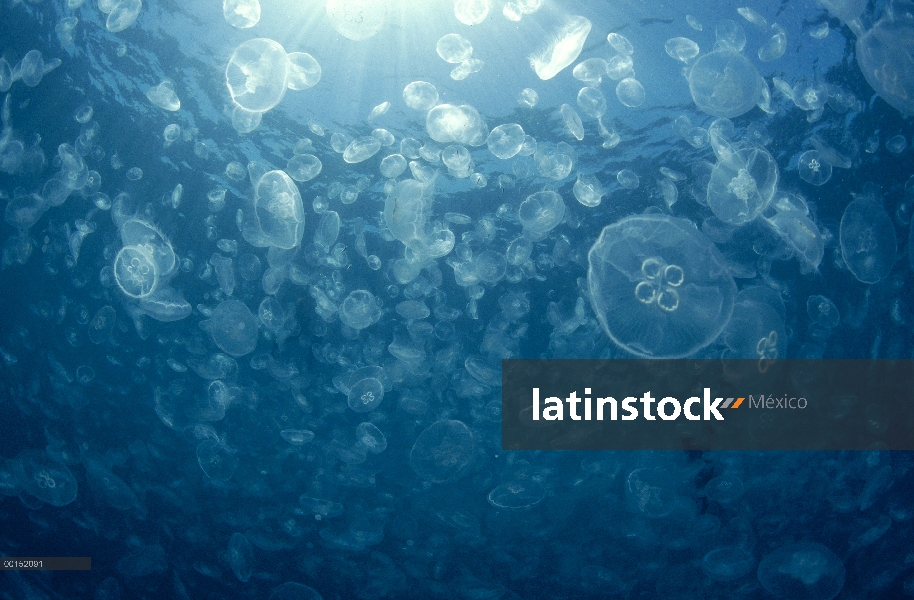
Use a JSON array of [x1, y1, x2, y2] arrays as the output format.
[[1, 0, 914, 597]]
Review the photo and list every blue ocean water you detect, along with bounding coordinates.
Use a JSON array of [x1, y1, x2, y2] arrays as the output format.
[[1, 0, 913, 598]]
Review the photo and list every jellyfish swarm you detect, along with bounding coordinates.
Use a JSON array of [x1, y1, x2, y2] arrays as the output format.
[[688, 49, 763, 118], [587, 215, 737, 358], [854, 2, 914, 115], [225, 38, 290, 113], [239, 170, 305, 250]]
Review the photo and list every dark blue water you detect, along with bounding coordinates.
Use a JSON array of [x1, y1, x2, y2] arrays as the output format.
[[1, 0, 914, 598]]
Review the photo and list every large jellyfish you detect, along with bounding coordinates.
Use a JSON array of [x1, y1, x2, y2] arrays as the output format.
[[855, 4, 914, 115], [587, 215, 737, 358]]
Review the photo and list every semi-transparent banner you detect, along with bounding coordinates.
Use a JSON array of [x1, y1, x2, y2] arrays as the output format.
[[501, 360, 914, 450]]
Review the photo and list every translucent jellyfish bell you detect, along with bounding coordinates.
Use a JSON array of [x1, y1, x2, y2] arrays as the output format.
[[210, 299, 259, 357], [839, 198, 896, 284], [798, 150, 833, 185], [339, 290, 382, 330], [518, 191, 565, 237], [409, 420, 476, 483], [688, 49, 763, 118], [757, 542, 845, 600], [326, 0, 387, 41], [225, 39, 291, 113], [241, 170, 305, 250], [587, 214, 737, 358], [707, 145, 778, 225], [855, 8, 914, 115], [114, 245, 159, 298]]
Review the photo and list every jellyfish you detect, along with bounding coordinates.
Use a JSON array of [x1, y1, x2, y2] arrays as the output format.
[[721, 287, 786, 360], [240, 170, 305, 250], [209, 299, 259, 357], [454, 0, 489, 25], [356, 422, 387, 454], [688, 49, 763, 118], [225, 38, 290, 113], [326, 0, 386, 41], [839, 198, 896, 284], [402, 81, 438, 112], [286, 154, 322, 182], [223, 0, 260, 29], [707, 145, 778, 225], [854, 6, 914, 115], [339, 290, 382, 330], [425, 103, 487, 146], [409, 420, 476, 483], [114, 245, 157, 300], [437, 34, 473, 64], [615, 77, 646, 108], [587, 214, 737, 358], [196, 438, 238, 482], [764, 209, 825, 273], [384, 176, 436, 251], [665, 37, 701, 64], [347, 377, 384, 412], [486, 123, 525, 159], [529, 15, 592, 80], [518, 191, 565, 238], [577, 86, 607, 118], [17, 451, 78, 507], [286, 52, 321, 90], [798, 150, 833, 185], [757, 542, 845, 600]]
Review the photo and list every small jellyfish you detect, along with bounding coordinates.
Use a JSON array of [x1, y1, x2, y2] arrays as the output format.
[[573, 173, 603, 207], [518, 191, 565, 237], [454, 0, 489, 25], [88, 305, 117, 344], [707, 145, 778, 225], [665, 37, 700, 63], [18, 451, 78, 506], [529, 15, 592, 80], [807, 295, 840, 328], [227, 533, 253, 582], [210, 299, 259, 357], [617, 169, 639, 189], [356, 422, 387, 454], [223, 0, 260, 28], [196, 438, 238, 482], [757, 542, 845, 600], [326, 0, 386, 41], [339, 290, 381, 330], [409, 420, 476, 483], [146, 80, 180, 111], [347, 377, 384, 412], [402, 81, 438, 111], [615, 77, 646, 107], [436, 33, 473, 63], [798, 150, 832, 185], [286, 52, 321, 90], [225, 38, 290, 113], [114, 245, 158, 298], [486, 123, 525, 159], [839, 198, 896, 284]]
